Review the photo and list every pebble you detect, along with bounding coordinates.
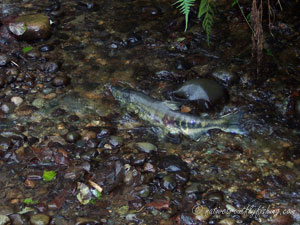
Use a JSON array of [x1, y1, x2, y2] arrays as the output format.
[[0, 206, 14, 215], [1, 102, 15, 114], [52, 76, 70, 87], [0, 215, 10, 225], [212, 68, 238, 87], [109, 136, 123, 147], [0, 77, 4, 88], [135, 142, 157, 153], [82, 130, 97, 141], [158, 155, 190, 172], [15, 105, 36, 116], [30, 214, 50, 225], [135, 185, 150, 198], [193, 205, 210, 221], [11, 96, 23, 106], [271, 215, 294, 225], [161, 175, 176, 191], [39, 45, 54, 52], [218, 218, 236, 225], [66, 132, 81, 143], [25, 49, 41, 59], [40, 62, 59, 73], [32, 98, 45, 109], [0, 54, 9, 66]]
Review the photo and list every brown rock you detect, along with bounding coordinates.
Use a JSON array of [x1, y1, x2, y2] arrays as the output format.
[[9, 14, 51, 40]]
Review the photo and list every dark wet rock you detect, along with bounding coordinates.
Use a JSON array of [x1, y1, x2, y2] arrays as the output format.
[[40, 62, 58, 73], [161, 175, 176, 191], [109, 136, 123, 147], [174, 171, 189, 184], [0, 215, 10, 225], [240, 171, 259, 182], [135, 185, 150, 198], [185, 183, 202, 194], [143, 162, 157, 173], [39, 45, 54, 52], [25, 49, 41, 59], [126, 33, 142, 47], [172, 79, 225, 105], [68, 114, 80, 122], [87, 139, 98, 148], [205, 191, 224, 203], [0, 54, 9, 66], [271, 215, 294, 225], [231, 189, 259, 208], [141, 6, 160, 16], [1, 102, 15, 114], [158, 155, 190, 172], [52, 76, 70, 87], [131, 153, 146, 166], [30, 214, 50, 225], [95, 160, 124, 194], [174, 58, 192, 70], [211, 69, 238, 87], [0, 136, 11, 151], [9, 14, 51, 40], [135, 142, 157, 153], [180, 213, 197, 224], [66, 131, 80, 143], [280, 168, 298, 184], [0, 206, 14, 215]]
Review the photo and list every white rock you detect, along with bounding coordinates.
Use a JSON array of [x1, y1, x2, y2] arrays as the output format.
[[11, 96, 23, 106]]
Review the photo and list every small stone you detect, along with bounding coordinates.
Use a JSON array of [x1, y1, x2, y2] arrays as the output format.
[[0, 215, 10, 225], [0, 206, 14, 215], [82, 131, 97, 141], [40, 62, 58, 73], [272, 215, 294, 225], [0, 54, 9, 66], [143, 162, 156, 172], [1, 102, 15, 114], [193, 205, 210, 221], [218, 218, 236, 225], [30, 213, 50, 225], [11, 96, 23, 106], [15, 105, 36, 116], [0, 77, 5, 88], [212, 68, 238, 87], [161, 175, 176, 191], [52, 76, 70, 87], [158, 155, 190, 172], [32, 98, 45, 109], [109, 136, 123, 147], [135, 142, 157, 153], [66, 132, 80, 143], [39, 45, 54, 52]]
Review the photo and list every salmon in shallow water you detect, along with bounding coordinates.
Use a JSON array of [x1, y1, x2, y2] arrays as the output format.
[[110, 85, 244, 141]]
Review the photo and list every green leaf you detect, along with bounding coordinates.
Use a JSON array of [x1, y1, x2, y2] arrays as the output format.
[[232, 0, 239, 7], [43, 170, 56, 182], [91, 189, 102, 199], [198, 0, 214, 43], [22, 46, 33, 54], [174, 0, 196, 32], [24, 198, 39, 205]]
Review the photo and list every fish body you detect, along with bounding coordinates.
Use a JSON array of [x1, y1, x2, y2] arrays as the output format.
[[110, 85, 244, 141]]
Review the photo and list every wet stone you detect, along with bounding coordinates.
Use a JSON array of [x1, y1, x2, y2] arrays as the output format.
[[39, 45, 54, 52], [0, 136, 11, 151], [25, 49, 41, 59], [218, 218, 236, 225], [205, 191, 224, 202], [193, 205, 210, 221], [185, 183, 201, 194], [30, 214, 50, 225], [32, 98, 45, 109], [231, 189, 259, 208], [66, 132, 80, 143], [10, 14, 51, 40], [82, 131, 97, 141], [11, 96, 23, 106], [0, 215, 10, 225], [15, 105, 37, 116], [135, 142, 157, 153], [109, 136, 123, 147], [271, 215, 294, 225], [135, 185, 150, 198], [158, 155, 190, 172], [0, 206, 14, 215], [131, 153, 146, 166], [0, 78, 5, 88], [51, 108, 66, 117], [1, 102, 15, 114], [212, 69, 238, 87], [40, 62, 58, 73], [52, 76, 70, 87], [161, 175, 176, 191], [0, 54, 9, 66]]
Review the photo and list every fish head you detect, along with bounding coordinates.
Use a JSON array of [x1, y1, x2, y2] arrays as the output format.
[[110, 85, 131, 105]]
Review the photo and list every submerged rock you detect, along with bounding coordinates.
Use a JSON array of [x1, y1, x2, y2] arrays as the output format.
[[172, 78, 226, 106], [9, 14, 51, 40]]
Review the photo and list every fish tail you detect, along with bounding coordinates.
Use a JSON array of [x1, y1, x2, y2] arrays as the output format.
[[222, 111, 245, 135]]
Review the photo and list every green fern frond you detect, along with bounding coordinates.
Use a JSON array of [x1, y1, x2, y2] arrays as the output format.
[[198, 0, 214, 42], [174, 0, 196, 32]]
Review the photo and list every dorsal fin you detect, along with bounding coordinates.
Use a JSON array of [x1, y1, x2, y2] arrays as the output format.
[[162, 100, 182, 111]]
